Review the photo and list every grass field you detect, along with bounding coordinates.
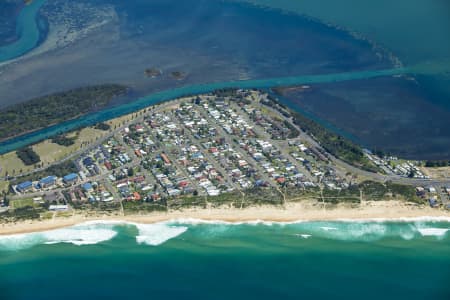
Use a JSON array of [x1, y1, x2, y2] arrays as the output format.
[[10, 198, 34, 209], [421, 166, 450, 180], [0, 152, 34, 176], [0, 127, 108, 177], [33, 127, 107, 165], [0, 181, 9, 194]]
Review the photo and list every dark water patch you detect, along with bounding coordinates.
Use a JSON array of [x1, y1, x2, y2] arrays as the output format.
[[0, 1, 23, 47], [280, 76, 450, 159], [0, 0, 391, 106]]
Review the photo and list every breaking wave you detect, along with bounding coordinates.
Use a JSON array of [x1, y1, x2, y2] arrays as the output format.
[[169, 217, 450, 242], [0, 221, 189, 251], [0, 224, 118, 251], [135, 224, 188, 246], [0, 217, 448, 251]]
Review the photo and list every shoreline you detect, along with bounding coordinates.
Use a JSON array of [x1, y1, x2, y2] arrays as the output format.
[[1, 201, 449, 236]]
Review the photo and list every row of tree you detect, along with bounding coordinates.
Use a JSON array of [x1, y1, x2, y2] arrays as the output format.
[[16, 147, 40, 166]]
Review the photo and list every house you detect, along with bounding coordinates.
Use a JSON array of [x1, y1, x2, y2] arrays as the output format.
[[16, 181, 33, 193], [104, 161, 113, 170], [133, 192, 142, 201], [63, 173, 78, 185], [160, 153, 171, 165], [83, 157, 94, 167]]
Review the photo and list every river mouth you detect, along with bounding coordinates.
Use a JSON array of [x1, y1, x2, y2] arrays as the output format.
[[0, 0, 449, 159]]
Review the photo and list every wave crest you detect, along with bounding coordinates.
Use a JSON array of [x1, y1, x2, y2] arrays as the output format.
[[0, 225, 117, 251], [135, 224, 188, 246]]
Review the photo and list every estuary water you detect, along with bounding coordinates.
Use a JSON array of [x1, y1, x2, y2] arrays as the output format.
[[0, 0, 449, 158], [0, 67, 407, 155], [0, 219, 449, 300]]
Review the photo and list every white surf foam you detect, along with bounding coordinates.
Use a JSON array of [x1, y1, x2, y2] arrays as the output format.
[[135, 223, 188, 246], [320, 226, 338, 231], [167, 218, 301, 226], [42, 228, 117, 246], [0, 226, 117, 251], [294, 234, 312, 239], [74, 220, 189, 246], [417, 228, 449, 237], [168, 216, 450, 227]]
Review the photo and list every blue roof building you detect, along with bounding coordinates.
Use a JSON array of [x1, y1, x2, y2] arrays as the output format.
[[39, 176, 57, 188], [82, 183, 93, 192], [17, 181, 33, 192], [83, 157, 94, 167], [63, 173, 78, 184]]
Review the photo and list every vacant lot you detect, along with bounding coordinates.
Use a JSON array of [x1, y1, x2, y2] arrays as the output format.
[[421, 166, 450, 180]]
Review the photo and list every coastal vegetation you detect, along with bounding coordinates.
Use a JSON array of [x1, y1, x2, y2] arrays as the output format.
[[291, 111, 378, 172], [0, 84, 128, 141], [262, 93, 378, 172], [319, 180, 422, 204], [0, 206, 41, 222], [425, 160, 450, 167], [94, 122, 111, 131], [51, 134, 77, 147], [0, 181, 424, 224]]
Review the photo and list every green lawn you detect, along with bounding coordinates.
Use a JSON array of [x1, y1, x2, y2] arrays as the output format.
[[11, 198, 35, 209]]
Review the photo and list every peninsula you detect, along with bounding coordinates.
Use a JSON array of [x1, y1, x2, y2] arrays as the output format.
[[1, 89, 449, 232]]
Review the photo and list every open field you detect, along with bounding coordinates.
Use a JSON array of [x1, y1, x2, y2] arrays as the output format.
[[0, 127, 108, 177], [33, 127, 107, 164], [0, 152, 34, 176], [421, 167, 450, 180], [10, 198, 34, 209], [0, 180, 9, 194]]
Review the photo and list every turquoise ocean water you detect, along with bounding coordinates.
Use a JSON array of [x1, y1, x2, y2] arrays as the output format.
[[0, 219, 449, 300]]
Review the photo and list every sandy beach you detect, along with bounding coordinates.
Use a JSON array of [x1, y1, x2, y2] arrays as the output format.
[[1, 200, 449, 235]]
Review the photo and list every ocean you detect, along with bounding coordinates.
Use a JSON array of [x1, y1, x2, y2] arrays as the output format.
[[0, 219, 449, 300]]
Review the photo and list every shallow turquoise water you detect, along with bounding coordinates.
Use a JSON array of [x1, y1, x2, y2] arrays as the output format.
[[0, 220, 449, 300], [0, 0, 47, 63]]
